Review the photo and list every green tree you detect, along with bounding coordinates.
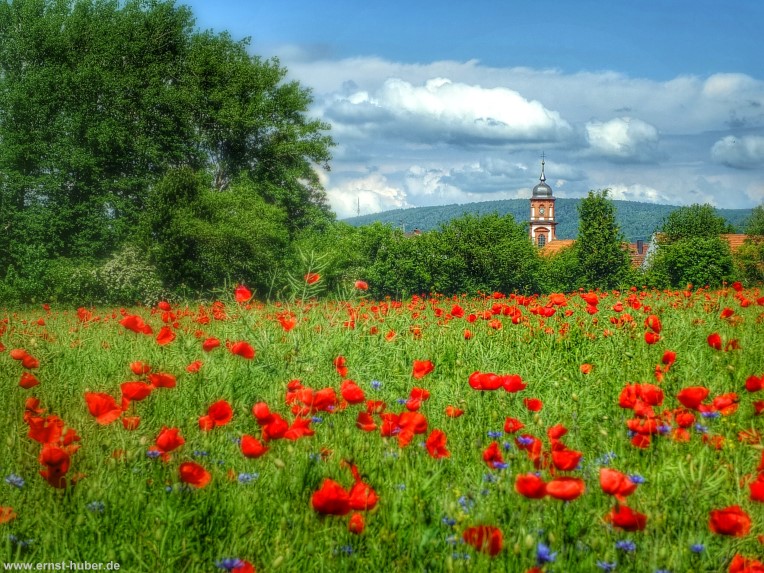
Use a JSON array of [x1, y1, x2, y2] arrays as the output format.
[[745, 204, 764, 237], [143, 168, 289, 295], [659, 203, 733, 243], [574, 190, 631, 289], [0, 0, 333, 293], [649, 237, 734, 288]]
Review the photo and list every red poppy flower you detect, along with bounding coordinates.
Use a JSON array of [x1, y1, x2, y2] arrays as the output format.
[[39, 444, 71, 488], [645, 314, 662, 333], [10, 348, 28, 361], [84, 393, 122, 425], [354, 280, 369, 291], [349, 481, 379, 511], [186, 360, 203, 373], [334, 356, 349, 377], [130, 361, 152, 375], [304, 273, 321, 285], [19, 372, 40, 389], [311, 479, 350, 515], [745, 375, 763, 393], [122, 416, 140, 430], [677, 386, 709, 410], [469, 371, 502, 391], [148, 372, 176, 388], [234, 284, 253, 303], [341, 380, 365, 404], [709, 505, 751, 536], [348, 512, 365, 534], [545, 477, 585, 501], [502, 374, 527, 393], [230, 341, 255, 360], [462, 525, 503, 556], [412, 359, 434, 379], [121, 382, 153, 402], [523, 398, 543, 412], [580, 363, 593, 375], [707, 332, 723, 351], [504, 417, 525, 433], [120, 314, 152, 335], [515, 473, 547, 499], [749, 476, 764, 502], [155, 427, 185, 453], [202, 337, 221, 352], [241, 434, 269, 458], [608, 505, 647, 531], [199, 400, 233, 430], [425, 429, 450, 459], [662, 350, 677, 367], [644, 331, 660, 345], [729, 553, 764, 573], [445, 405, 465, 418], [482, 442, 504, 469], [0, 507, 17, 525], [179, 461, 211, 488], [356, 412, 378, 432], [552, 449, 582, 471], [284, 417, 314, 440], [599, 468, 638, 500], [155, 326, 175, 346]]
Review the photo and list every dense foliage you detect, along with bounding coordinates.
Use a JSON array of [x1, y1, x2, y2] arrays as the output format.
[[0, 0, 333, 300]]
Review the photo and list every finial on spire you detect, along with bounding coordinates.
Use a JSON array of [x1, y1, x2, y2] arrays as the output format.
[[539, 152, 546, 182]]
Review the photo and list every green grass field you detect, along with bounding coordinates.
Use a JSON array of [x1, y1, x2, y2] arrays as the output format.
[[1, 287, 763, 572]]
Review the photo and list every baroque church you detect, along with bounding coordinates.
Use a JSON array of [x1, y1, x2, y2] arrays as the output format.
[[528, 157, 557, 247]]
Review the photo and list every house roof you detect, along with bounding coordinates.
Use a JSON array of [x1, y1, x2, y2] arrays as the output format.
[[721, 234, 747, 252], [540, 239, 575, 256]]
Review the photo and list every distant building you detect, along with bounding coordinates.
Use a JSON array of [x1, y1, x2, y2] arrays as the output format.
[[529, 158, 557, 247]]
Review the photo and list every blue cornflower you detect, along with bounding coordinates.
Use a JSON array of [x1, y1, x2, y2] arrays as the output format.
[[442, 517, 456, 527], [86, 501, 105, 513], [657, 424, 672, 435], [193, 450, 209, 457], [616, 540, 637, 552], [5, 474, 24, 488], [628, 474, 646, 484], [215, 558, 244, 571], [694, 423, 708, 434], [396, 398, 407, 405], [536, 542, 557, 565], [396, 483, 406, 490], [370, 380, 382, 389], [458, 495, 475, 512], [146, 450, 161, 459], [484, 473, 498, 483], [238, 472, 259, 484], [517, 436, 534, 446], [492, 462, 508, 470], [311, 416, 323, 424], [338, 545, 353, 556], [597, 561, 617, 572], [487, 431, 502, 438], [701, 411, 720, 419], [503, 441, 513, 451], [690, 543, 705, 553], [596, 452, 618, 465]]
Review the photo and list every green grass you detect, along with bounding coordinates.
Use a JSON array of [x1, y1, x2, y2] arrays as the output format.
[[1, 288, 763, 572]]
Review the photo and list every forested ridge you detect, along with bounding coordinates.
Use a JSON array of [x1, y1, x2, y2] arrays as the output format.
[[343, 199, 752, 241]]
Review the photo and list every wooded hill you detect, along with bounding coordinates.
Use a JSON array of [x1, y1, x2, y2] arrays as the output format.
[[342, 199, 753, 242]]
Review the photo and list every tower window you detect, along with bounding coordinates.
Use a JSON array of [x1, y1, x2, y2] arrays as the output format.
[[539, 206, 545, 215], [538, 234, 546, 247]]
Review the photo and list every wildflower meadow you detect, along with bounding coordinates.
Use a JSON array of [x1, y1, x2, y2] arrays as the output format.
[[1, 283, 763, 572]]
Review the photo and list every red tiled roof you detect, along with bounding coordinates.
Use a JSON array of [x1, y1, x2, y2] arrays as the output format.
[[721, 234, 747, 252], [540, 239, 575, 256]]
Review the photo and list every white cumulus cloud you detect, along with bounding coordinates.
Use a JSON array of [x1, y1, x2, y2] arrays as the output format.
[[324, 77, 573, 145], [711, 135, 764, 169], [585, 117, 660, 162], [326, 172, 411, 218]]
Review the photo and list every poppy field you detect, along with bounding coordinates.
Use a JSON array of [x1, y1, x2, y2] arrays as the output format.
[[1, 285, 764, 573]]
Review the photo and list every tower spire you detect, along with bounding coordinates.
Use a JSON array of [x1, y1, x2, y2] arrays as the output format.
[[539, 152, 546, 182]]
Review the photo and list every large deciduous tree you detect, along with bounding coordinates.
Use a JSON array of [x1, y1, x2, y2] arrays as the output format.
[[0, 0, 333, 282], [574, 190, 631, 289]]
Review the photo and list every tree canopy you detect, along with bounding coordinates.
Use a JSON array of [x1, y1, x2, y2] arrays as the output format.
[[0, 0, 334, 285]]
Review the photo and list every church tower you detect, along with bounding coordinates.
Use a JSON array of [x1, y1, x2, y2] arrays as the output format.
[[529, 156, 557, 247]]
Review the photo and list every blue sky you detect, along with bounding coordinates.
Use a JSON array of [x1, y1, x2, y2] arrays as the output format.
[[183, 0, 764, 217]]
